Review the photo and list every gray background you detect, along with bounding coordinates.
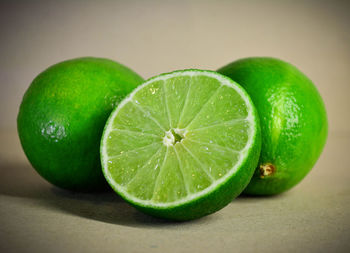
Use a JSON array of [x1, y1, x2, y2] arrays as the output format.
[[0, 0, 349, 252]]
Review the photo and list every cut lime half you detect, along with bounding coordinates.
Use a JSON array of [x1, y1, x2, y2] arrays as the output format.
[[101, 70, 261, 220]]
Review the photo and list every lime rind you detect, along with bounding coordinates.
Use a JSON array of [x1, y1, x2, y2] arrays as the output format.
[[218, 57, 328, 195], [101, 69, 259, 210]]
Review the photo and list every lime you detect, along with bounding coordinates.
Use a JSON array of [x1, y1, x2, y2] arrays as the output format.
[[101, 70, 261, 220], [218, 57, 328, 195], [17, 57, 144, 191]]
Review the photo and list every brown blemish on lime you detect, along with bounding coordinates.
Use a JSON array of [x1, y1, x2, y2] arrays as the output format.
[[259, 163, 276, 178]]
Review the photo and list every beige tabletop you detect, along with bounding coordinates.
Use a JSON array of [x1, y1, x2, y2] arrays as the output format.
[[0, 1, 349, 252]]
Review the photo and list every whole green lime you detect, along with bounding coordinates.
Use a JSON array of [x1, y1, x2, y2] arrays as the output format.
[[17, 57, 144, 191], [218, 57, 328, 195]]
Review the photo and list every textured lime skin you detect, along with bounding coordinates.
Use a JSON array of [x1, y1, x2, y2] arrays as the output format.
[[101, 70, 261, 220], [17, 57, 144, 191], [218, 57, 328, 195]]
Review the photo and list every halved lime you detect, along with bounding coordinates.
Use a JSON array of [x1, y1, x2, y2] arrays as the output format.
[[101, 70, 261, 220]]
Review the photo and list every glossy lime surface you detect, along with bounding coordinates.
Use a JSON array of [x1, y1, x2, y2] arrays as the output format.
[[218, 57, 328, 195], [17, 57, 143, 191]]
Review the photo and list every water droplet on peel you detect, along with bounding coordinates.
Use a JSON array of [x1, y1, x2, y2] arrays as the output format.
[[209, 140, 213, 143], [204, 146, 209, 150], [135, 100, 140, 104], [108, 160, 112, 164]]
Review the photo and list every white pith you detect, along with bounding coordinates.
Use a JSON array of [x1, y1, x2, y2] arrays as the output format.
[[162, 128, 186, 146], [163, 130, 175, 146], [101, 70, 256, 208]]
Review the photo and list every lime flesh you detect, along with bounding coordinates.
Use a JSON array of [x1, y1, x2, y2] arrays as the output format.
[[218, 57, 328, 195], [101, 70, 261, 220]]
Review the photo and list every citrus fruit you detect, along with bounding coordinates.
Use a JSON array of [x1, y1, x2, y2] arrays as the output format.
[[218, 57, 328, 195], [17, 57, 144, 191], [100, 70, 261, 220]]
